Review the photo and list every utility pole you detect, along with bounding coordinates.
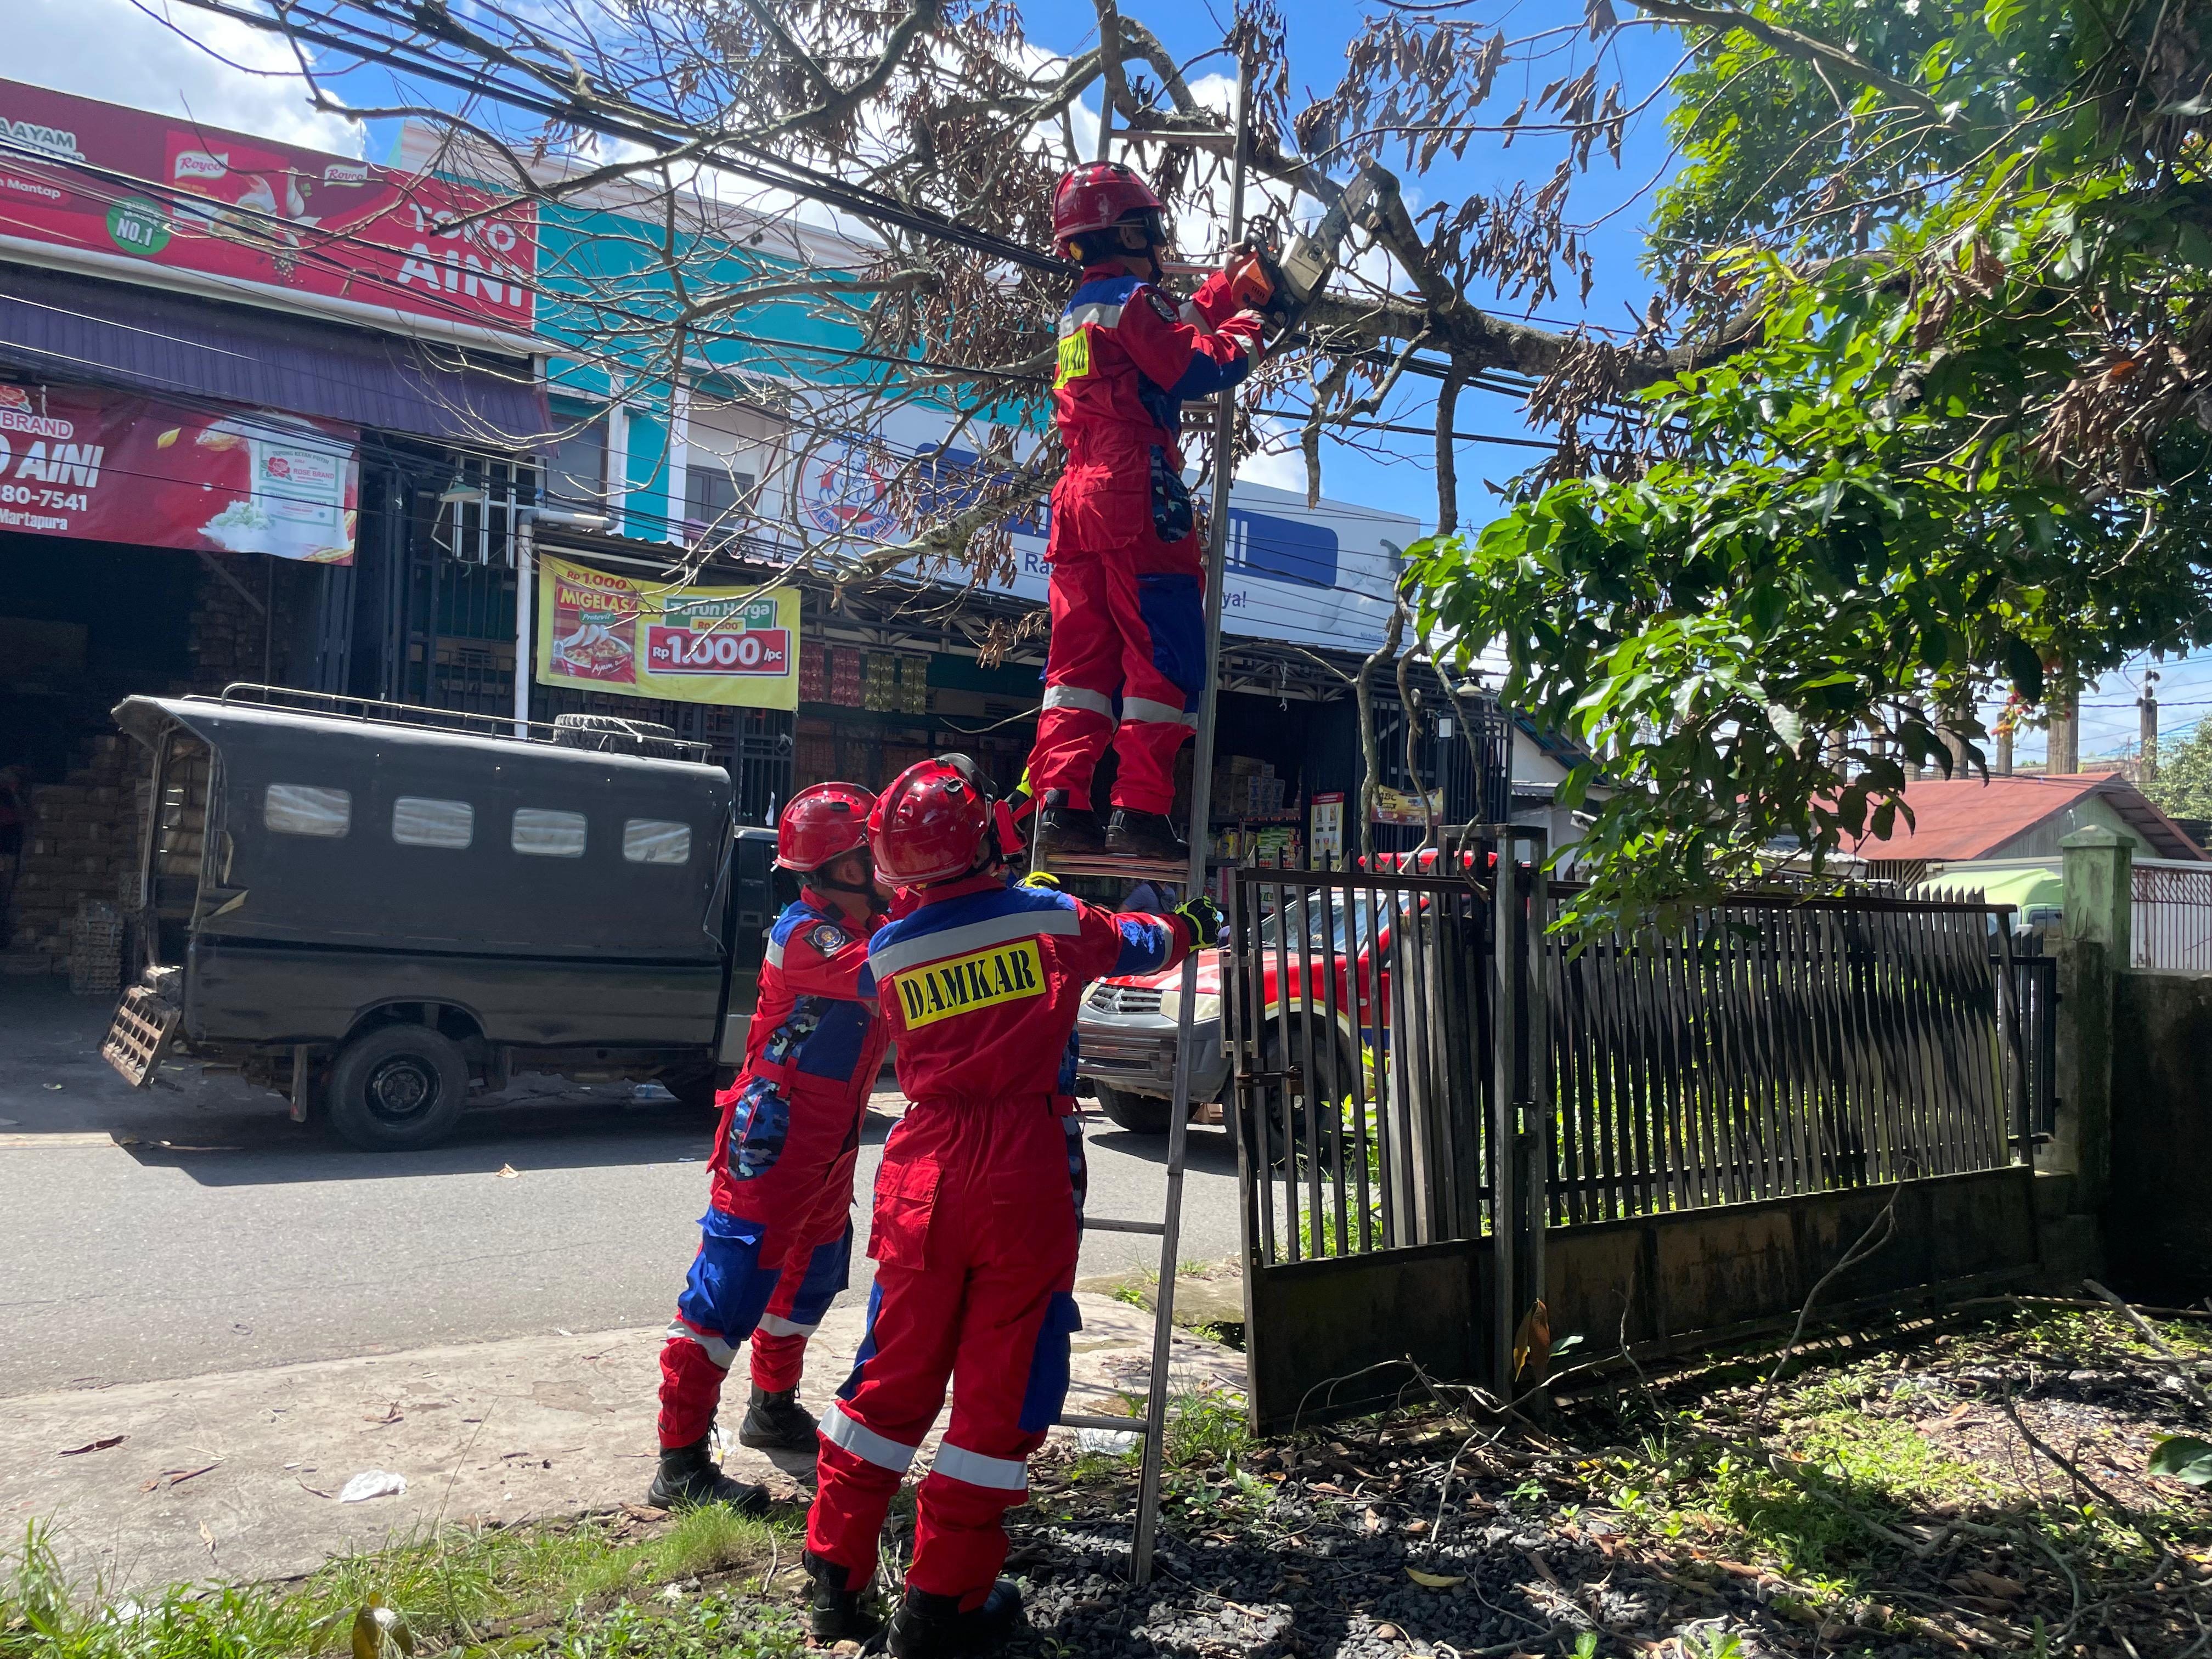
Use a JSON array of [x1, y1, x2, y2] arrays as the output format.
[[2141, 670, 2161, 785], [2047, 690, 2079, 776]]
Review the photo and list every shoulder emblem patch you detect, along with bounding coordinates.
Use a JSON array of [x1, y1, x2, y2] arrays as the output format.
[[806, 922, 850, 955], [1146, 289, 1178, 322]]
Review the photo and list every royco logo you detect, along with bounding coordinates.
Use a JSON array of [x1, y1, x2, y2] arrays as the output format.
[[323, 163, 370, 183], [173, 151, 229, 182], [0, 114, 84, 162]]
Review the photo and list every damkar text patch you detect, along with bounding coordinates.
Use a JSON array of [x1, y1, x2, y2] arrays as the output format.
[[889, 939, 1046, 1029]]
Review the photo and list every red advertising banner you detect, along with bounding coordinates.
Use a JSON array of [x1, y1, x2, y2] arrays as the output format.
[[0, 382, 358, 562], [0, 81, 534, 333]]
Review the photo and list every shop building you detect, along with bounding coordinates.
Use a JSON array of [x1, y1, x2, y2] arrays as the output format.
[[0, 82, 544, 978]]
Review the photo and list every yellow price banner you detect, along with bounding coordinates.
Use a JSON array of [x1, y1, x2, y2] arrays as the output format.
[[536, 554, 802, 710]]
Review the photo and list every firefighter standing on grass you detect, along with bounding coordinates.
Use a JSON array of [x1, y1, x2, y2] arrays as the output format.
[[648, 782, 892, 1511], [1027, 162, 1268, 865], [802, 754, 1221, 1656]]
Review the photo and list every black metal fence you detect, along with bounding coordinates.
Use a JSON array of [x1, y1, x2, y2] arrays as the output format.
[[2005, 926, 2059, 1143], [1226, 864, 1499, 1269], [1227, 867, 2032, 1261], [1542, 891, 2027, 1226], [1227, 857, 2041, 1427]]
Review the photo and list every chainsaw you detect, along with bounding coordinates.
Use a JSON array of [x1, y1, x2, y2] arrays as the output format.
[[1218, 162, 1401, 334]]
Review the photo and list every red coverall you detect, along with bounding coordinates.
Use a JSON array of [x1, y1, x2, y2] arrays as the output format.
[[805, 877, 1192, 1604], [1029, 266, 1263, 814], [657, 890, 891, 1448]]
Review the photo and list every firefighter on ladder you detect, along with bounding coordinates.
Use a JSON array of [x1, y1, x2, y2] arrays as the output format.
[[1027, 161, 1268, 866], [648, 782, 892, 1510], [802, 754, 1221, 1655]]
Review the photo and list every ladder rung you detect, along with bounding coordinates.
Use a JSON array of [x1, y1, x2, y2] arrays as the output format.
[[1039, 853, 1209, 881], [1085, 1216, 1166, 1235], [1058, 1412, 1150, 1434]]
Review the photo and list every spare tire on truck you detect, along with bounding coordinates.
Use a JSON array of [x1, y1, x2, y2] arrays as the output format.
[[550, 713, 690, 760]]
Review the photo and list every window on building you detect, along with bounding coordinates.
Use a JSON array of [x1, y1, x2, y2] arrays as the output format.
[[682, 394, 783, 545], [684, 464, 755, 546], [264, 784, 351, 838], [393, 796, 474, 849], [623, 819, 692, 865], [543, 415, 609, 509], [512, 808, 588, 857]]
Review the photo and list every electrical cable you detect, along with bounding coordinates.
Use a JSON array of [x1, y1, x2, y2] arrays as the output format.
[[161, 0, 1074, 274], [148, 0, 1685, 476], [0, 34, 1421, 634], [0, 136, 1050, 392]]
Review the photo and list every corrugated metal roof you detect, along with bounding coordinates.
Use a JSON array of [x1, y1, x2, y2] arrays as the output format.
[[1850, 772, 2209, 862], [0, 262, 546, 445]]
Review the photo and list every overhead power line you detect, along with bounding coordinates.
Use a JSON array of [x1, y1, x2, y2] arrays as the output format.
[[161, 0, 1074, 274]]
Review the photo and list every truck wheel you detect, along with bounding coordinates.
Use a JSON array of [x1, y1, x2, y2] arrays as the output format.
[[328, 1024, 470, 1152], [1094, 1084, 1175, 1135], [663, 1065, 725, 1111], [1248, 1025, 1350, 1171]]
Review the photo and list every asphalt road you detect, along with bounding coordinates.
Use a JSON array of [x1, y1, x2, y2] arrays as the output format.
[[0, 980, 1245, 1398]]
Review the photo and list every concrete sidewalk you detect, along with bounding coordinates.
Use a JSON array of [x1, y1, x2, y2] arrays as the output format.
[[1, 1293, 1244, 1594]]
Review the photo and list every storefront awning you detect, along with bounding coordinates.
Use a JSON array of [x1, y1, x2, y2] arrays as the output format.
[[0, 263, 547, 447]]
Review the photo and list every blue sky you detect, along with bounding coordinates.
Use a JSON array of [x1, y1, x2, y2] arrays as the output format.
[[15, 0, 2207, 761]]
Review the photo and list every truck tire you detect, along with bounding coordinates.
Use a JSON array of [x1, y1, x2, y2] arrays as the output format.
[[327, 1024, 471, 1152], [1246, 1025, 1351, 1171], [1094, 1083, 1175, 1135], [663, 1064, 727, 1112]]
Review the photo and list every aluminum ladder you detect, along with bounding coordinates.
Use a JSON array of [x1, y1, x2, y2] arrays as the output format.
[[1036, 59, 1253, 1589]]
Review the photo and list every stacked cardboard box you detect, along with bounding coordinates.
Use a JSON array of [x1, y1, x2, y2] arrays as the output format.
[[1211, 754, 1286, 817], [4, 734, 149, 980]]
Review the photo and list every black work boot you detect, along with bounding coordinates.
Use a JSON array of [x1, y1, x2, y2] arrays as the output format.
[[738, 1383, 819, 1452], [886, 1582, 1024, 1658], [1033, 789, 1107, 861], [1104, 808, 1187, 864], [804, 1550, 882, 1644], [645, 1434, 769, 1513]]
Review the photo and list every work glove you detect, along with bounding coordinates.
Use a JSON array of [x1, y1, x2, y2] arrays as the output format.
[[1020, 870, 1062, 891], [1171, 894, 1223, 949]]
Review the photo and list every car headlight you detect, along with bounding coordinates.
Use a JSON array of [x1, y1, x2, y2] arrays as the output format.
[[1155, 989, 1221, 1025]]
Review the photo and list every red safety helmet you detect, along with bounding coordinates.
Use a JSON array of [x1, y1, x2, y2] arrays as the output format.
[[776, 782, 877, 872], [1053, 162, 1167, 257], [870, 755, 1018, 887]]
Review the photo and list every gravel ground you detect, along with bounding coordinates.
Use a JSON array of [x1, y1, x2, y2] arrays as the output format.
[[998, 1432, 1765, 1659], [904, 1303, 2212, 1659]]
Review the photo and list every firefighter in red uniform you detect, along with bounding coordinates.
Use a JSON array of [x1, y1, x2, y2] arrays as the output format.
[[802, 755, 1220, 1655], [1028, 162, 1267, 865], [649, 782, 893, 1510]]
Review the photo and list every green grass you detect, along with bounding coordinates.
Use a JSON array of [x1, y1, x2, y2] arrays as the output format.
[[0, 1503, 793, 1659]]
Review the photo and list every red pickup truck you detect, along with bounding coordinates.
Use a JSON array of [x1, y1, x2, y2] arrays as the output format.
[[1075, 885, 1400, 1134]]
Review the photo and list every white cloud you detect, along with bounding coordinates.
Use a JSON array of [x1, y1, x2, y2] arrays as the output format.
[[1237, 443, 1309, 492], [12, 0, 362, 155]]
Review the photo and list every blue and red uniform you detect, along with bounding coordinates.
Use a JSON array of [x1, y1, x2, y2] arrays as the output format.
[[1028, 266, 1262, 814], [804, 875, 1192, 1604], [656, 888, 890, 1448]]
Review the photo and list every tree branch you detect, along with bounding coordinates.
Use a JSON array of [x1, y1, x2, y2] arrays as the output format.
[[1628, 1, 1945, 121]]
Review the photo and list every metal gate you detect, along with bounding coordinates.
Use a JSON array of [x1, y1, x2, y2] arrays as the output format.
[[1228, 864, 2040, 1434], [1224, 838, 1549, 1433]]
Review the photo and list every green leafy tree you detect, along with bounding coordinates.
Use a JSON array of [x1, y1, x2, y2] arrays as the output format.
[[1412, 0, 2212, 926], [2148, 720, 2212, 822]]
